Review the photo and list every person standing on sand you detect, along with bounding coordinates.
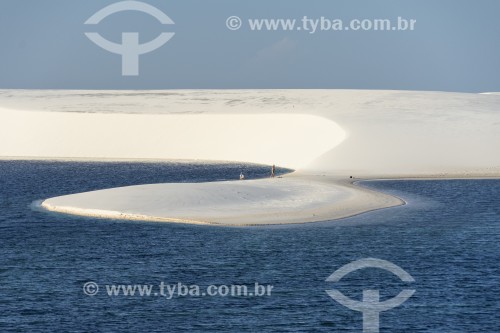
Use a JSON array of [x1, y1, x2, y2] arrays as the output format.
[[240, 172, 245, 180], [271, 165, 275, 178]]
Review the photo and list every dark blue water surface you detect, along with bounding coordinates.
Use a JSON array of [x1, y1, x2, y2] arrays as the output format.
[[0, 161, 499, 332]]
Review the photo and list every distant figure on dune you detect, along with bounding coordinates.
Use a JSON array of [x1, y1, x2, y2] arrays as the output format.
[[240, 172, 245, 180], [271, 165, 276, 178]]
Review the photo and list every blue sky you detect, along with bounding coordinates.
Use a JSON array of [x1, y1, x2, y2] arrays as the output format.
[[0, 0, 499, 91]]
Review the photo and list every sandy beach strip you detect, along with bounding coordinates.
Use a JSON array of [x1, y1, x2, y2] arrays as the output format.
[[39, 174, 404, 226]]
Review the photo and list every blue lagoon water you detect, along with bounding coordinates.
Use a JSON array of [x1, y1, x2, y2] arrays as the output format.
[[0, 161, 499, 332]]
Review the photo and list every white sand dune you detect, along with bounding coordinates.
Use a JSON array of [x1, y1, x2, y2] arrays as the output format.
[[0, 110, 343, 169], [40, 175, 403, 226], [2, 89, 500, 175], [1, 89, 499, 225]]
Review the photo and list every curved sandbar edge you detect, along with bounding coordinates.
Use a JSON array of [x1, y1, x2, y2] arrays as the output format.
[[39, 174, 405, 226]]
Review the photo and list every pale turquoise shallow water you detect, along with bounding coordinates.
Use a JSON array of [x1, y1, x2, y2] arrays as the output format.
[[0, 161, 499, 332]]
